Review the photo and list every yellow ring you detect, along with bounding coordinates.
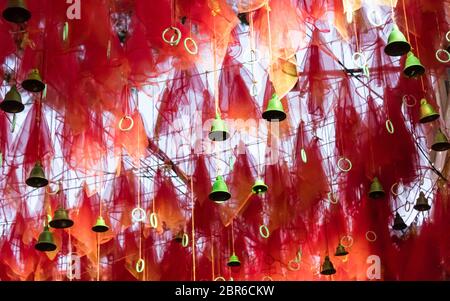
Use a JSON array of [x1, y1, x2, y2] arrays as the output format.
[[386, 120, 395, 134], [118, 115, 134, 132], [390, 182, 404, 196], [301, 148, 307, 163], [262, 276, 273, 281], [340, 235, 354, 248], [327, 192, 339, 204], [259, 225, 270, 239], [446, 31, 450, 42], [352, 52, 367, 68], [184, 37, 198, 55], [46, 183, 60, 195], [214, 276, 226, 281], [435, 49, 450, 63], [149, 212, 158, 229], [131, 207, 146, 223], [288, 260, 300, 271], [162, 26, 182, 46], [337, 157, 352, 172], [366, 231, 377, 242], [182, 233, 189, 247], [136, 258, 145, 273], [402, 95, 417, 107], [404, 201, 411, 212]]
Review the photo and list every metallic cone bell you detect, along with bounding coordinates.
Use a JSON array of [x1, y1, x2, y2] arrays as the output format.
[[419, 98, 439, 123], [26, 161, 48, 188], [384, 25, 411, 57], [227, 253, 241, 267], [334, 244, 349, 257], [209, 175, 231, 202], [2, 0, 31, 24], [92, 216, 109, 233], [22, 69, 45, 93], [403, 52, 425, 78], [414, 191, 431, 212], [320, 256, 336, 275], [431, 129, 450, 151], [262, 94, 286, 122], [0, 85, 24, 113], [393, 212, 407, 230], [369, 177, 385, 199], [49, 207, 74, 229], [35, 226, 56, 252], [208, 114, 230, 142], [173, 230, 183, 243], [252, 179, 268, 194]]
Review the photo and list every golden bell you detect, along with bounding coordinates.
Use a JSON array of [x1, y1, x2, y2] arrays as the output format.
[[392, 212, 407, 231], [227, 253, 241, 267], [334, 243, 349, 257], [22, 69, 46, 93], [92, 216, 109, 233], [320, 256, 336, 275], [173, 230, 183, 243], [368, 177, 385, 199], [403, 52, 425, 78], [419, 98, 440, 124], [49, 207, 74, 229], [431, 128, 450, 152], [1, 85, 24, 113], [2, 0, 31, 24], [413, 191, 431, 212], [35, 226, 57, 252], [26, 160, 49, 188]]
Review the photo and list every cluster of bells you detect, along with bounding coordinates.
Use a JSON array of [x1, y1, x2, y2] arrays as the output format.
[[319, 243, 350, 276], [208, 176, 268, 203]]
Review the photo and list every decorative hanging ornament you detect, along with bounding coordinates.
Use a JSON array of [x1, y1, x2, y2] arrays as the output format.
[[49, 206, 74, 229], [2, 0, 31, 24], [208, 114, 230, 142], [392, 212, 408, 230], [419, 98, 439, 124], [320, 256, 336, 275], [26, 160, 49, 188], [403, 52, 425, 78], [35, 225, 57, 252], [173, 230, 184, 243], [262, 94, 286, 122], [252, 179, 268, 194], [227, 253, 241, 267], [209, 175, 231, 202], [92, 216, 109, 233], [384, 25, 411, 57], [22, 69, 46, 93], [431, 129, 450, 151], [368, 177, 385, 199], [0, 85, 24, 113], [334, 243, 349, 257], [413, 191, 431, 212]]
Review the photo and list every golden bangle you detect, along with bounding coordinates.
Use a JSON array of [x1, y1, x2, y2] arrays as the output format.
[[184, 37, 198, 55], [118, 115, 134, 132], [366, 231, 377, 242], [136, 258, 145, 273], [340, 235, 354, 248], [337, 157, 352, 172], [435, 49, 450, 63], [259, 225, 270, 239], [386, 120, 394, 134], [149, 212, 158, 229], [162, 26, 182, 46]]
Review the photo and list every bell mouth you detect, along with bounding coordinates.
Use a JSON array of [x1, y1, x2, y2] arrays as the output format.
[[384, 41, 411, 57], [227, 261, 241, 267], [320, 268, 336, 275], [49, 219, 74, 229], [419, 114, 440, 124], [403, 65, 425, 78], [369, 191, 385, 200], [262, 110, 287, 122], [208, 130, 230, 142], [22, 79, 45, 93], [26, 177, 49, 188], [335, 251, 349, 256], [0, 101, 25, 113], [2, 7, 31, 24], [252, 185, 268, 194], [393, 223, 407, 231], [35, 242, 57, 252], [431, 142, 450, 152], [92, 225, 109, 233], [413, 204, 431, 212], [209, 191, 231, 203]]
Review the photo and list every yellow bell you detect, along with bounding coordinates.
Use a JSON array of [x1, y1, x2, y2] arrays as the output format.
[[419, 98, 439, 124], [368, 177, 385, 199], [431, 129, 450, 152], [92, 216, 109, 233], [22, 69, 46, 93]]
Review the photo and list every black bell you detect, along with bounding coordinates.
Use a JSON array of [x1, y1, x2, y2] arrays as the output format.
[[2, 0, 31, 24], [392, 212, 407, 231], [0, 85, 24, 113], [413, 191, 431, 212], [26, 160, 49, 188], [35, 226, 57, 252], [320, 256, 336, 275], [334, 244, 349, 257], [49, 207, 74, 229]]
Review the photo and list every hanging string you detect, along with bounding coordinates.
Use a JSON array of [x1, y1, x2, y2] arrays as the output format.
[[212, 14, 219, 117], [390, 0, 396, 23], [190, 176, 196, 281], [410, 11, 426, 93], [96, 232, 100, 281], [401, 0, 411, 43], [211, 237, 215, 280], [231, 219, 235, 254], [266, 2, 273, 74]]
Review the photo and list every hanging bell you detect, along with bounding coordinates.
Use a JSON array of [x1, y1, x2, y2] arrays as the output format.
[[208, 114, 230, 142], [35, 226, 57, 252], [49, 207, 74, 229], [26, 160, 48, 188], [252, 179, 268, 194], [403, 52, 425, 78], [2, 0, 31, 24], [262, 94, 286, 122], [0, 85, 24, 113], [368, 177, 385, 199], [384, 25, 411, 57], [227, 253, 241, 267], [413, 191, 431, 212], [419, 98, 440, 124], [431, 129, 450, 151], [173, 230, 183, 243], [320, 256, 336, 275], [92, 216, 109, 233], [334, 243, 349, 257], [209, 175, 231, 202], [21, 69, 46, 93], [392, 212, 408, 231]]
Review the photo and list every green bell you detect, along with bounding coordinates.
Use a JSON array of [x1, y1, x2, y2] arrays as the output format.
[[262, 94, 286, 122], [1, 85, 24, 113], [26, 160, 49, 188], [35, 226, 57, 252], [419, 98, 440, 124], [413, 191, 431, 212], [2, 0, 31, 24], [384, 25, 411, 57], [368, 177, 385, 199], [49, 207, 74, 229], [209, 175, 231, 202], [208, 114, 230, 142], [252, 179, 268, 194], [22, 69, 46, 93], [320, 256, 336, 275], [334, 243, 349, 257], [392, 212, 407, 231], [403, 52, 425, 78], [92, 216, 109, 233], [227, 253, 241, 267], [431, 129, 450, 151]]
